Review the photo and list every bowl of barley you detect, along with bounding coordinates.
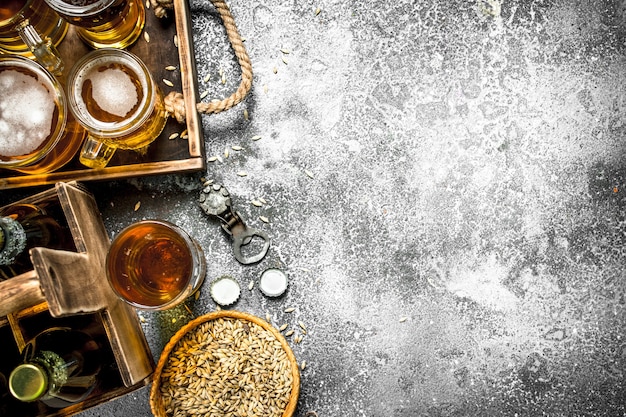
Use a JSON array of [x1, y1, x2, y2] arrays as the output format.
[[150, 310, 300, 417]]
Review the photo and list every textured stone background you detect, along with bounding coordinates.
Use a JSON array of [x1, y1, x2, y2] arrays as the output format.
[[4, 0, 626, 415]]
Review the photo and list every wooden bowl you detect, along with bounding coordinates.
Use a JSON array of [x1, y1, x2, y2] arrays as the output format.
[[149, 310, 300, 417]]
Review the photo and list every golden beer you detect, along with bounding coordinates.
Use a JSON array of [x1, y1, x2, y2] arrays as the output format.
[[106, 220, 206, 310], [0, 0, 68, 56], [67, 48, 168, 169], [0, 55, 85, 174], [43, 0, 145, 49]]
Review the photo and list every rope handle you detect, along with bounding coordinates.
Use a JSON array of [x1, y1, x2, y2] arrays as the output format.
[[150, 0, 253, 123]]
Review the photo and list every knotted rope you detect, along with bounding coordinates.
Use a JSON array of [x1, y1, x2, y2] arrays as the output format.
[[149, 0, 253, 123]]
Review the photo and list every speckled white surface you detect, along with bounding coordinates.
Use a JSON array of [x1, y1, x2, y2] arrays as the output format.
[[4, 0, 626, 416]]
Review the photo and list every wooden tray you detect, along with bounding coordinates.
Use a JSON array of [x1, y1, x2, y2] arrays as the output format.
[[0, 0, 204, 190]]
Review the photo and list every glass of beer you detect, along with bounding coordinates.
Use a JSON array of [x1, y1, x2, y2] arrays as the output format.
[[0, 0, 67, 74], [106, 220, 207, 311], [66, 48, 168, 169], [0, 55, 86, 174], [42, 0, 145, 49]]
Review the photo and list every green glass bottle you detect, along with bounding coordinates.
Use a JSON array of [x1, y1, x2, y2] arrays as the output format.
[[8, 327, 102, 409], [0, 204, 69, 278]]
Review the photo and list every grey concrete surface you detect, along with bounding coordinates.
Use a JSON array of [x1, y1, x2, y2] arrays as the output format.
[[3, 0, 626, 415]]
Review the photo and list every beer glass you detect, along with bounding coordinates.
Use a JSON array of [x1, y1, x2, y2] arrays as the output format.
[[66, 48, 168, 169], [0, 0, 67, 74], [42, 0, 145, 49], [106, 220, 207, 311], [0, 55, 86, 174]]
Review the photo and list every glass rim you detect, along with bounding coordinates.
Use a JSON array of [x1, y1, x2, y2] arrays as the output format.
[[66, 48, 156, 138], [106, 219, 204, 310], [43, 0, 116, 16], [0, 54, 67, 168]]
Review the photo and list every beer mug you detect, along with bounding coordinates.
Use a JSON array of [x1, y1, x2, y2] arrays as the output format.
[[0, 0, 67, 74], [0, 55, 86, 174], [42, 0, 145, 49], [66, 48, 168, 169], [106, 220, 207, 310]]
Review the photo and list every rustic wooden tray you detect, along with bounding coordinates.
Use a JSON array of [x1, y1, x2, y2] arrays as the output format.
[[0, 0, 204, 190]]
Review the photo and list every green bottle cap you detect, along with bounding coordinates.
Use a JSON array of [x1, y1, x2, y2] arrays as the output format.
[[9, 363, 48, 402], [0, 217, 26, 265]]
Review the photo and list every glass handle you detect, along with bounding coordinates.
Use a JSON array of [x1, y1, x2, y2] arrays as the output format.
[[79, 135, 116, 169], [17, 19, 64, 75]]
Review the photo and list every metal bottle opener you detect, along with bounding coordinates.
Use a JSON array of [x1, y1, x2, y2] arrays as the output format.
[[198, 184, 270, 264]]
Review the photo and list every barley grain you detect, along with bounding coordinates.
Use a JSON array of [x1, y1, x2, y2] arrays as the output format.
[[158, 318, 294, 417]]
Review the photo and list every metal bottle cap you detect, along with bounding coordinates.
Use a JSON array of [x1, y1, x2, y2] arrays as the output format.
[[210, 275, 241, 306], [0, 217, 27, 265], [259, 268, 288, 297], [9, 363, 48, 402]]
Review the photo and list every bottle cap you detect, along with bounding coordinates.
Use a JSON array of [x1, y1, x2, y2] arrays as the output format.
[[259, 268, 288, 297], [9, 363, 48, 402], [0, 217, 27, 265], [210, 275, 241, 306]]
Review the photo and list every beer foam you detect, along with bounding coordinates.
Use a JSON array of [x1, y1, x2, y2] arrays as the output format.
[[0, 69, 56, 157], [86, 67, 138, 118]]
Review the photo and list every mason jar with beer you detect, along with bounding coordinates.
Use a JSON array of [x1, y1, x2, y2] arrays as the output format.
[[42, 0, 145, 49], [66, 48, 168, 169], [0, 0, 67, 74], [0, 55, 86, 174]]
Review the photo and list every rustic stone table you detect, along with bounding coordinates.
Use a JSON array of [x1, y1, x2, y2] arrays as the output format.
[[2, 0, 625, 416]]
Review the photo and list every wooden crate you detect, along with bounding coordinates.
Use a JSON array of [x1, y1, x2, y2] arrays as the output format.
[[0, 182, 154, 417]]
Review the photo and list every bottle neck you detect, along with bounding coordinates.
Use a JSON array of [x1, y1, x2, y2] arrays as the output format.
[[0, 217, 27, 266]]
